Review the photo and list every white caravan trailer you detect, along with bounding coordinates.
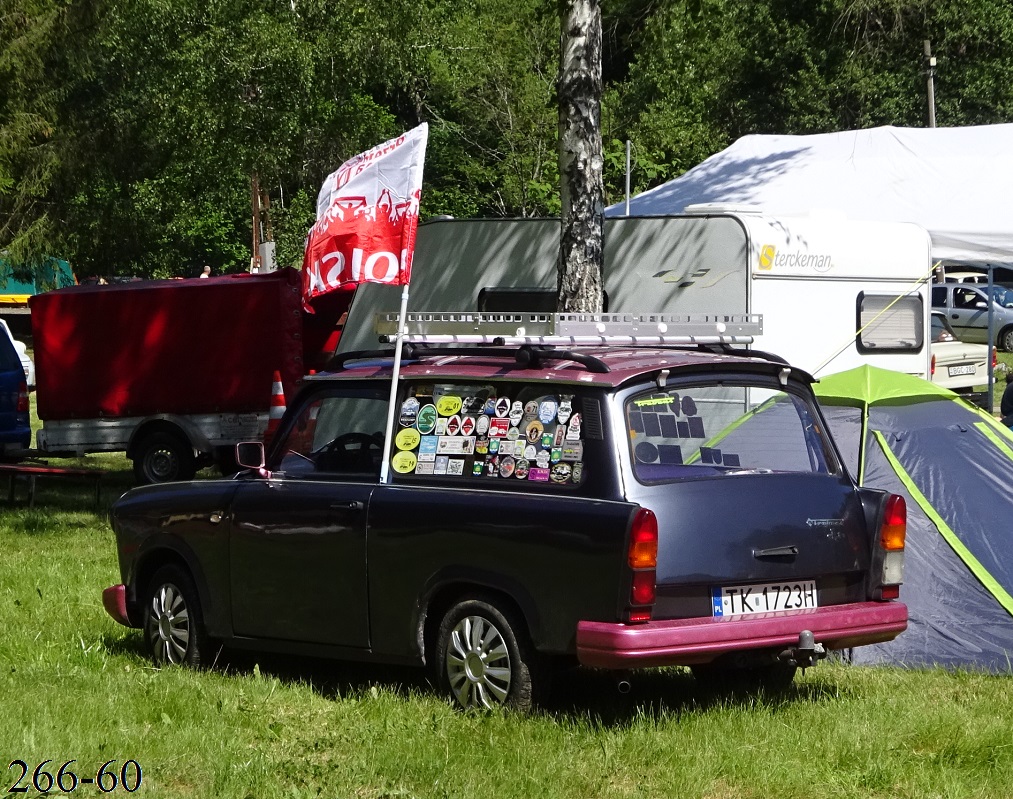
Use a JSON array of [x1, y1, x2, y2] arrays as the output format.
[[337, 206, 933, 379]]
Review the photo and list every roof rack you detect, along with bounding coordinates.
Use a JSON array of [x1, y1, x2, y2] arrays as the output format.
[[375, 312, 762, 346]]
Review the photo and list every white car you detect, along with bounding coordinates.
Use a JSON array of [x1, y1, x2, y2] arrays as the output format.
[[942, 270, 989, 284], [930, 311, 991, 395], [0, 319, 34, 388]]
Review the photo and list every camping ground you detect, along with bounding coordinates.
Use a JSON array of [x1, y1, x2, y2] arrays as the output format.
[[2, 378, 1013, 798]]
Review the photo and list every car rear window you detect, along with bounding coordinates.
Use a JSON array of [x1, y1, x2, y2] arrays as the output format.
[[625, 383, 840, 484]]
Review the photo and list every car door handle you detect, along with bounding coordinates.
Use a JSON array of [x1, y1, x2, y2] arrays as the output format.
[[331, 500, 364, 511], [753, 545, 798, 559]]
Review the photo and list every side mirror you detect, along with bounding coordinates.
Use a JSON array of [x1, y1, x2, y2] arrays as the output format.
[[236, 441, 266, 470]]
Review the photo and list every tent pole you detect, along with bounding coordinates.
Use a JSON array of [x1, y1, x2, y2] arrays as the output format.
[[988, 264, 995, 412]]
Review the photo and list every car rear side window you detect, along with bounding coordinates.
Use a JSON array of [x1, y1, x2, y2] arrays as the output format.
[[391, 382, 586, 486], [625, 383, 840, 484]]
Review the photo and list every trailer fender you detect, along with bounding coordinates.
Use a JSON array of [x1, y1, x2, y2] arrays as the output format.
[[126, 415, 212, 460]]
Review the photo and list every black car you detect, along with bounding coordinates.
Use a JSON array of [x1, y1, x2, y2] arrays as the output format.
[[103, 315, 907, 710]]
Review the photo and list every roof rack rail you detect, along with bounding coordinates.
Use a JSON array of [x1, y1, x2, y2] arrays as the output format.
[[326, 344, 611, 373], [375, 311, 762, 346]]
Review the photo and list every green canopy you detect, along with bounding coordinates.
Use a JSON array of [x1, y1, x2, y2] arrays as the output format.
[[814, 364, 959, 407]]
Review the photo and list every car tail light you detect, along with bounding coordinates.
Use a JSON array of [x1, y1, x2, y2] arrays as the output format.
[[876, 494, 906, 598], [880, 494, 906, 551], [930, 353, 936, 378], [628, 508, 658, 568], [993, 347, 998, 369], [17, 381, 28, 413], [626, 508, 657, 622]]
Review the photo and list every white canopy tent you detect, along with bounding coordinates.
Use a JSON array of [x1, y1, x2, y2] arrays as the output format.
[[609, 124, 1013, 266]]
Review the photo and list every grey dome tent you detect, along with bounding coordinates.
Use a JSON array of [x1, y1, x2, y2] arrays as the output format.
[[814, 366, 1013, 670]]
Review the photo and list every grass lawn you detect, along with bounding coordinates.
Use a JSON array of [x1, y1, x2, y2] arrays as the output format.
[[3, 504, 1013, 799], [2, 365, 1012, 798]]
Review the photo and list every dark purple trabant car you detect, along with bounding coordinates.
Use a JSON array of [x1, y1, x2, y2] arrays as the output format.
[[104, 330, 907, 710]]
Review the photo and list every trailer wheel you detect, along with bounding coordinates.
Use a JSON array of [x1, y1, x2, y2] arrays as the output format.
[[133, 432, 197, 484]]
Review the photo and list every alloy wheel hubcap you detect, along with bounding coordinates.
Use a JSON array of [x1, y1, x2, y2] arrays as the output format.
[[446, 615, 511, 709], [148, 583, 190, 664]]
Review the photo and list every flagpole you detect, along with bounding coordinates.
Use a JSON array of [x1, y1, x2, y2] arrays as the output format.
[[379, 283, 410, 484]]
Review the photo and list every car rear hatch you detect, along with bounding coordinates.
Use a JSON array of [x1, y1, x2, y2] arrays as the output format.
[[644, 473, 870, 619], [617, 374, 872, 622]]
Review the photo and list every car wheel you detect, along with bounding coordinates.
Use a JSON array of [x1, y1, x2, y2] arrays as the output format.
[[434, 596, 539, 711], [133, 432, 197, 484], [144, 565, 208, 668], [690, 660, 798, 695], [1000, 327, 1013, 353]]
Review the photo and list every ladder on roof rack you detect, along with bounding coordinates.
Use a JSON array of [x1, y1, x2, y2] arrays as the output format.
[[375, 312, 762, 346]]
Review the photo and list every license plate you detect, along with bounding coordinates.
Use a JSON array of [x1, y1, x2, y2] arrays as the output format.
[[947, 364, 976, 376], [711, 580, 817, 617]]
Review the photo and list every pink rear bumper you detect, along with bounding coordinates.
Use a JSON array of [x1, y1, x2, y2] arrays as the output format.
[[102, 584, 132, 627], [577, 601, 908, 669]]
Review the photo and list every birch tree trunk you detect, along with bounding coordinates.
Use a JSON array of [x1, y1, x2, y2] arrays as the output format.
[[556, 0, 604, 313]]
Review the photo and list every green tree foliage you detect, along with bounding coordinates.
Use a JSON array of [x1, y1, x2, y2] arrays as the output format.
[[0, 0, 93, 280], [3, 0, 1013, 278]]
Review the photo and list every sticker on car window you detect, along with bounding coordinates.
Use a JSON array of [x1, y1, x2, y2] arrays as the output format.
[[392, 451, 417, 473], [550, 463, 571, 483], [416, 404, 438, 434], [399, 397, 420, 427], [437, 395, 462, 417], [395, 428, 421, 451], [418, 436, 438, 461], [557, 397, 573, 424]]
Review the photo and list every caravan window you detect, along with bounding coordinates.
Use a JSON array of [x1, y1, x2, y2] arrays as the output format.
[[479, 288, 610, 313], [855, 293, 924, 353]]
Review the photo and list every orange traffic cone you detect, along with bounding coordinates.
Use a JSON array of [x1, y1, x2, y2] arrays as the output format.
[[265, 370, 286, 444]]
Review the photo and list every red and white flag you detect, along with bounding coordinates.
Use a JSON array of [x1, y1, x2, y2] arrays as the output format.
[[301, 123, 428, 309]]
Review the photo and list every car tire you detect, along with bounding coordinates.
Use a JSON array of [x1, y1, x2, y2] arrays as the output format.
[[690, 660, 798, 695], [434, 596, 540, 711], [132, 432, 197, 484], [143, 565, 208, 668], [1000, 327, 1013, 353]]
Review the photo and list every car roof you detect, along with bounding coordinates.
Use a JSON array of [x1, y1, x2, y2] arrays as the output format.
[[311, 346, 811, 388]]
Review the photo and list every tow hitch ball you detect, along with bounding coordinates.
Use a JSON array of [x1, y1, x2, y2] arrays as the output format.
[[779, 630, 827, 671]]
